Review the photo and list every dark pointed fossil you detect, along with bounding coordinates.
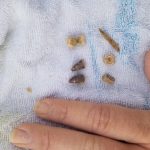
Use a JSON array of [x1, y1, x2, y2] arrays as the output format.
[[69, 74, 85, 84], [71, 59, 85, 71]]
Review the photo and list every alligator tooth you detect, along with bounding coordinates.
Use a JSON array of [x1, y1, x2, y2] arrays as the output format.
[[71, 59, 85, 71], [69, 74, 85, 84]]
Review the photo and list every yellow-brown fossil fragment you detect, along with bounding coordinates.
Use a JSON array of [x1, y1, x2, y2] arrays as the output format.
[[103, 54, 116, 65], [102, 74, 115, 85], [67, 35, 86, 48]]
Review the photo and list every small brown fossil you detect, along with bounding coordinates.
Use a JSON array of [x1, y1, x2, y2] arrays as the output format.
[[99, 28, 120, 52], [69, 74, 85, 84], [103, 54, 116, 65], [26, 87, 32, 93], [102, 74, 115, 85], [71, 59, 85, 71]]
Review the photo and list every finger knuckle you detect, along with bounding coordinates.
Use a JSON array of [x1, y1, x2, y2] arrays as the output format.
[[82, 136, 100, 150], [87, 105, 111, 133], [48, 100, 69, 123], [139, 124, 150, 143], [134, 112, 150, 143], [58, 103, 69, 123], [41, 129, 54, 150]]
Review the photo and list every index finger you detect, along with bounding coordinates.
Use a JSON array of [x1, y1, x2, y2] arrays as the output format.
[[34, 99, 150, 144]]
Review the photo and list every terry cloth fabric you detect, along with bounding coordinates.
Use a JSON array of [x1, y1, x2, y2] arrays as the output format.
[[0, 0, 150, 149]]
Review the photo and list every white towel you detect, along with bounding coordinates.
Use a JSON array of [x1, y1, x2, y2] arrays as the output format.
[[0, 0, 150, 149]]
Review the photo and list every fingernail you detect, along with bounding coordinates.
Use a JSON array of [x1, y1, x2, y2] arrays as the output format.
[[10, 128, 31, 144], [34, 101, 49, 114]]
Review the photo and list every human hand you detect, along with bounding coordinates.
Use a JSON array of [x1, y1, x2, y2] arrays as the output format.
[[10, 51, 150, 150]]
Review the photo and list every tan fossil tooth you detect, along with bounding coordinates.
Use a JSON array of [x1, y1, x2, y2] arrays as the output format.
[[71, 59, 85, 71], [69, 74, 85, 84], [102, 73, 115, 85], [99, 28, 120, 52]]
